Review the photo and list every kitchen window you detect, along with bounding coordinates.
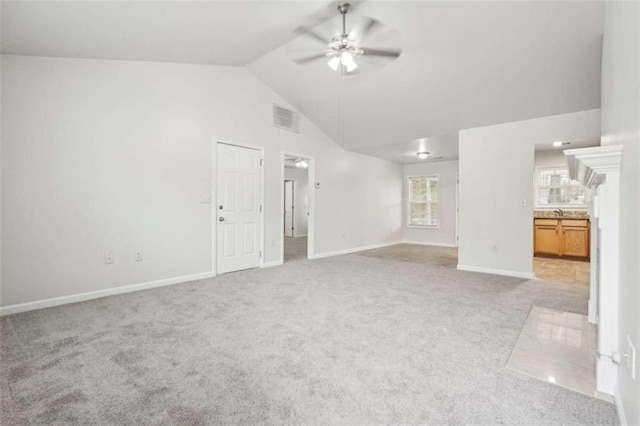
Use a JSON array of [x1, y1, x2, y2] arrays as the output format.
[[536, 167, 587, 208], [408, 175, 438, 227]]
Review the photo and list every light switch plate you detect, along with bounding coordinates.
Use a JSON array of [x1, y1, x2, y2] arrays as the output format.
[[104, 251, 114, 264], [200, 194, 212, 204]]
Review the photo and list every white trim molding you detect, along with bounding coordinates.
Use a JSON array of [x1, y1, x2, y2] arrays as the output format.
[[457, 264, 535, 280], [402, 240, 457, 248], [309, 241, 401, 260], [564, 145, 623, 188], [0, 272, 215, 316], [262, 260, 283, 268], [615, 384, 628, 426]]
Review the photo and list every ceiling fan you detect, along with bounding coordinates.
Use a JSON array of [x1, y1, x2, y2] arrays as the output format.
[[292, 3, 402, 74]]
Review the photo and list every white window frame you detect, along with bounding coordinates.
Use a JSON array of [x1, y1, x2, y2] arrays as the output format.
[[407, 174, 439, 228], [535, 166, 588, 209]]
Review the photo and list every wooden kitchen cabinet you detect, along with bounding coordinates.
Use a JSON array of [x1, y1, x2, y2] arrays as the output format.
[[534, 218, 590, 260], [534, 219, 560, 256]]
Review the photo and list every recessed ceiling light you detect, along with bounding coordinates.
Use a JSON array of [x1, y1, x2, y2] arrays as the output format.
[[417, 152, 429, 160]]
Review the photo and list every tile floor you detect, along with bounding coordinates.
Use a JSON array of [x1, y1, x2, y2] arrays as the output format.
[[507, 306, 598, 398], [359, 244, 590, 287], [359, 245, 598, 400], [533, 256, 590, 286]]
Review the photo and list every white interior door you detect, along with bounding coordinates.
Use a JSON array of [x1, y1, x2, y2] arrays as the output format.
[[217, 143, 262, 274], [284, 180, 294, 238]]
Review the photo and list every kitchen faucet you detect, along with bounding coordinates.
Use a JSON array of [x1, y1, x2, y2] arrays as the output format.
[[554, 208, 564, 217]]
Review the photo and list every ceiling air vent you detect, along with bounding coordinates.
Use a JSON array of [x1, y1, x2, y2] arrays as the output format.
[[273, 104, 299, 133]]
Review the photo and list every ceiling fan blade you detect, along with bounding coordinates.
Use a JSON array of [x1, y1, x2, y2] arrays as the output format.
[[351, 17, 383, 41], [293, 25, 328, 46], [293, 53, 328, 65], [361, 47, 402, 58]]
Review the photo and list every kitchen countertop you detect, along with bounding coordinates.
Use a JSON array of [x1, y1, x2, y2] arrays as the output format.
[[534, 210, 589, 219]]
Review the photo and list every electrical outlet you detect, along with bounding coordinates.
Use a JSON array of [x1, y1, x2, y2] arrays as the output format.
[[135, 250, 143, 262], [104, 251, 114, 264], [520, 200, 527, 207], [628, 335, 636, 380], [200, 194, 212, 204]]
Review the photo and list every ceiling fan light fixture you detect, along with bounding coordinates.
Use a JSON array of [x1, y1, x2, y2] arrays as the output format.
[[341, 51, 358, 72], [328, 56, 340, 71], [417, 152, 430, 160]]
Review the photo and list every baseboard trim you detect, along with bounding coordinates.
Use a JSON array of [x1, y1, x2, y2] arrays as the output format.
[[0, 271, 215, 316], [456, 264, 535, 280], [402, 240, 457, 248], [614, 384, 628, 426], [309, 241, 401, 260], [262, 260, 283, 268]]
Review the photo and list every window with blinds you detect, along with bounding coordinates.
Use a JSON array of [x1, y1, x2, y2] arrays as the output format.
[[408, 175, 439, 227]]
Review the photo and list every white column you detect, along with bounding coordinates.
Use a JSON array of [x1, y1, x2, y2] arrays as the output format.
[[565, 145, 622, 397], [595, 172, 620, 395]]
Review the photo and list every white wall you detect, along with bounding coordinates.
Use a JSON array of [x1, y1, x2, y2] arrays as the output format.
[[458, 109, 600, 278], [284, 166, 308, 237], [403, 160, 458, 246], [0, 55, 403, 308], [601, 1, 639, 423]]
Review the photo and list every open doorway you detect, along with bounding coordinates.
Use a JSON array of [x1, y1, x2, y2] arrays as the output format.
[[282, 153, 313, 263], [532, 147, 594, 288]]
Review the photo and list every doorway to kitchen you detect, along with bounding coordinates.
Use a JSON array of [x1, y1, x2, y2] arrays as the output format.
[[532, 149, 592, 288]]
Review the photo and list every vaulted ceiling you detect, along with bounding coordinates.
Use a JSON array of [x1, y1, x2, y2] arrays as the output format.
[[1, 1, 604, 163]]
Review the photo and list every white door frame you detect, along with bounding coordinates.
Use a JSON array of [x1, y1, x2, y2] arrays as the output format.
[[455, 172, 460, 247], [284, 179, 295, 238], [212, 139, 265, 275], [280, 151, 316, 262]]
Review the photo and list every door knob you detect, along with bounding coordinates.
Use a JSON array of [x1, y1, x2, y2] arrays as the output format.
[[219, 217, 225, 222]]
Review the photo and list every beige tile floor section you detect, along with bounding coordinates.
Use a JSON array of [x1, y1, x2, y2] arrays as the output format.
[[360, 245, 597, 399], [360, 244, 590, 287], [358, 243, 458, 267], [533, 257, 590, 286], [506, 306, 598, 398]]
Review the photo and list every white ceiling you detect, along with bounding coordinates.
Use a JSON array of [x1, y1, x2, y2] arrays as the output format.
[[351, 132, 459, 164], [1, 1, 604, 164], [249, 1, 603, 160], [534, 138, 600, 152], [0, 1, 326, 65]]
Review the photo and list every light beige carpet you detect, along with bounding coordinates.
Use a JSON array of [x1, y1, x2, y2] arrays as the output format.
[[1, 247, 616, 424]]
